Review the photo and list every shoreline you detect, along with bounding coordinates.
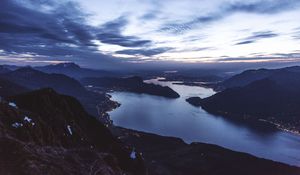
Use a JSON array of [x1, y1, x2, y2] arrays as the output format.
[[111, 126, 300, 171], [106, 81, 300, 168], [200, 107, 300, 137], [258, 119, 300, 136]]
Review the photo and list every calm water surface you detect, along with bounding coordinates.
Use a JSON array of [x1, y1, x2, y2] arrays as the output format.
[[109, 78, 300, 166]]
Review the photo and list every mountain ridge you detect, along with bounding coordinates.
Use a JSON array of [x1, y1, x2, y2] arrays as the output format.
[[35, 63, 118, 79], [189, 66, 300, 134], [217, 66, 300, 90], [0, 67, 119, 123]]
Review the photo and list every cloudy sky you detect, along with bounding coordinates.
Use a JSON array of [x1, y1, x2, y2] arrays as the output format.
[[1, 0, 300, 69]]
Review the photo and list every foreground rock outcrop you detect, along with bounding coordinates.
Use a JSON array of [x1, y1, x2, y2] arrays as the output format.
[[0, 89, 145, 175]]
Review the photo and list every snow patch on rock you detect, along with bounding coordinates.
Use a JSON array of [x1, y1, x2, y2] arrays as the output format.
[[9, 102, 17, 108], [12, 122, 23, 128], [130, 149, 136, 159], [24, 116, 32, 123], [67, 125, 73, 135]]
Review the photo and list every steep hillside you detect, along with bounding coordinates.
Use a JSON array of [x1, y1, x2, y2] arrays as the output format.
[[0, 78, 29, 97], [2, 67, 87, 97], [1, 67, 118, 123], [218, 66, 300, 90], [0, 89, 145, 174], [193, 71, 300, 133]]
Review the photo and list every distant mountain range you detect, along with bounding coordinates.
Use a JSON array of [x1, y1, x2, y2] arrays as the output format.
[[188, 66, 300, 133], [35, 63, 119, 79], [81, 76, 180, 98]]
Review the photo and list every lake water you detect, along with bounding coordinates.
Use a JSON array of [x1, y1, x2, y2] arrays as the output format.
[[109, 78, 300, 167]]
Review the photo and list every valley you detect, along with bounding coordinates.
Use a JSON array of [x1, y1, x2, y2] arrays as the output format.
[[2, 1, 300, 174], [1, 63, 300, 174]]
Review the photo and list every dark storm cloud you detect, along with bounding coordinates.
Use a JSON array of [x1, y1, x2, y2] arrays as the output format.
[[96, 17, 151, 47], [235, 31, 278, 45], [100, 18, 173, 56], [98, 16, 128, 33], [116, 47, 172, 56], [0, 0, 154, 68], [0, 0, 97, 53], [160, 0, 300, 34], [97, 33, 151, 47]]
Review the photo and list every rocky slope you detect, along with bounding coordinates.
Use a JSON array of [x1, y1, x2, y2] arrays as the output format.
[[0, 88, 145, 175]]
